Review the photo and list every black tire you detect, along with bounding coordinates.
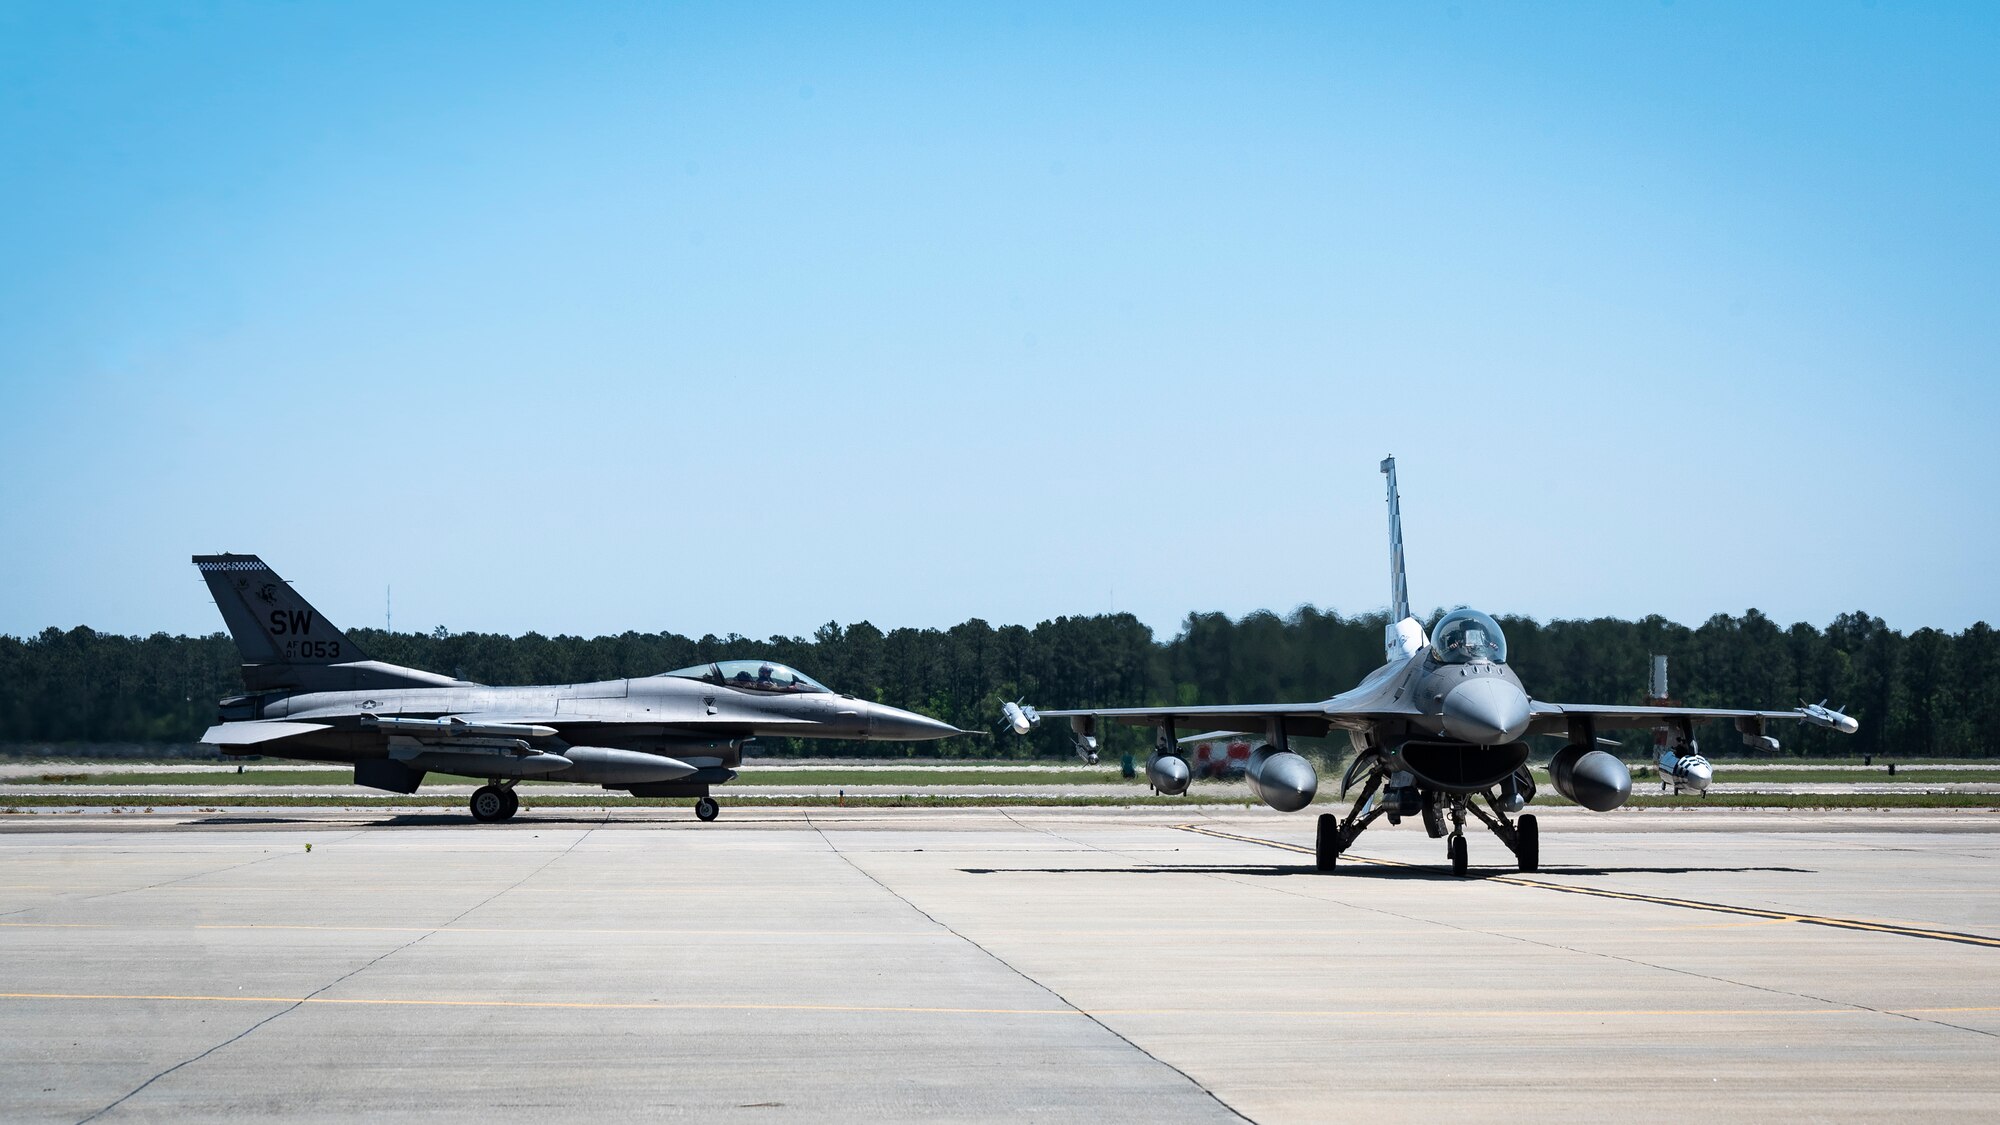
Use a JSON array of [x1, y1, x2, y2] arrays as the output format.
[[1449, 834, 1469, 876], [499, 788, 520, 821], [1515, 813, 1539, 872], [695, 797, 720, 822], [470, 785, 509, 823], [1315, 812, 1340, 872]]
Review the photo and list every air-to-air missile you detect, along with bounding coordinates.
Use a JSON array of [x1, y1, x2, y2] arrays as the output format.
[[1797, 700, 1860, 735], [1001, 699, 1040, 735]]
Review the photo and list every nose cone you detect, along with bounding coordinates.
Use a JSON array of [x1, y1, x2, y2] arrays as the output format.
[[862, 701, 966, 741], [1440, 678, 1532, 744]]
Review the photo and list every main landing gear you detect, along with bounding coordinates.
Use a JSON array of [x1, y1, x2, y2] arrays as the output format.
[[694, 796, 720, 822], [1316, 760, 1540, 875], [1315, 813, 1342, 871], [470, 783, 520, 823], [1463, 797, 1537, 874]]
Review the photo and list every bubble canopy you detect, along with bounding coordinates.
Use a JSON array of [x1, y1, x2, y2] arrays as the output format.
[[661, 660, 831, 694], [1429, 609, 1508, 665]]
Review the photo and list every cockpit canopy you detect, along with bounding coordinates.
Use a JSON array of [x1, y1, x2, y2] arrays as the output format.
[[1429, 609, 1508, 665], [662, 660, 831, 694]]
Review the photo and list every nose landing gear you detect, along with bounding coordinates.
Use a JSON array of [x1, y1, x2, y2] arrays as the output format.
[[694, 796, 720, 822], [1445, 796, 1470, 875], [1318, 763, 1540, 875]]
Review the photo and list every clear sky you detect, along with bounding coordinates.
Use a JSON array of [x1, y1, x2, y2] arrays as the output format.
[[1, 1, 1993, 643]]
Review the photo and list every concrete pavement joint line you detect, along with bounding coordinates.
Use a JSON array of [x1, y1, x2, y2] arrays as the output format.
[[997, 807, 1124, 858], [68, 831, 369, 906], [1174, 823, 2000, 949], [74, 817, 610, 1124], [10, 992, 2000, 1020], [801, 810, 1253, 1125]]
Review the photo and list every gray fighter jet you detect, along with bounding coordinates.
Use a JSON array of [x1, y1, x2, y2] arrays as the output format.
[[194, 555, 971, 822], [1008, 458, 1858, 874]]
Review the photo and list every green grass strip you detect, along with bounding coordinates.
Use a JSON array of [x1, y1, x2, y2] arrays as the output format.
[[1704, 769, 2000, 785], [1582, 792, 2000, 809]]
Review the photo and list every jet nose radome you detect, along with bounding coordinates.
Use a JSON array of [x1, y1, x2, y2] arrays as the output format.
[[1440, 678, 1532, 745], [862, 701, 967, 741]]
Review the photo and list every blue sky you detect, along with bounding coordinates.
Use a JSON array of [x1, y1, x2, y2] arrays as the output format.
[[1, 1, 1993, 642]]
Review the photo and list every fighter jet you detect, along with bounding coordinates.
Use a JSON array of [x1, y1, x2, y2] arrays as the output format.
[[1007, 458, 1857, 875], [193, 555, 971, 822]]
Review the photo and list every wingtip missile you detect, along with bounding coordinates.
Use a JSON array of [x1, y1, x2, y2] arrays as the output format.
[[1797, 700, 1860, 735], [1001, 699, 1041, 736]]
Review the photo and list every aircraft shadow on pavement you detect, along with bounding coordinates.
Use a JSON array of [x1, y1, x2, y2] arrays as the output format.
[[188, 815, 350, 827], [189, 814, 636, 828], [959, 863, 1813, 880]]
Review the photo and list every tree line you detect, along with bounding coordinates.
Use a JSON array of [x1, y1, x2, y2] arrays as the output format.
[[0, 607, 1993, 759]]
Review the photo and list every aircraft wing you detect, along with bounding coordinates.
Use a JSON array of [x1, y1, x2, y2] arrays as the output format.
[[1527, 702, 1856, 736], [1032, 703, 1380, 738]]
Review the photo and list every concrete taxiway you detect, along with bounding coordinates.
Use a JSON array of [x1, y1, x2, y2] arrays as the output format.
[[3, 806, 1998, 1122]]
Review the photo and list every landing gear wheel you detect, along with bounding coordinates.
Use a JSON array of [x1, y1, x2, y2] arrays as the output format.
[[1421, 797, 1445, 839], [1449, 834, 1469, 876], [1515, 813, 1538, 872], [471, 785, 509, 823], [499, 787, 520, 821], [1315, 812, 1341, 872], [694, 797, 720, 822]]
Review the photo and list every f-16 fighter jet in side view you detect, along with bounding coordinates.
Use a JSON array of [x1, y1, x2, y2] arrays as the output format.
[[1006, 458, 1858, 875], [193, 555, 974, 822]]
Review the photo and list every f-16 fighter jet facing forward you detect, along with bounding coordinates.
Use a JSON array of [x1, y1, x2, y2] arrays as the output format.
[[194, 555, 972, 822], [1008, 458, 1858, 874]]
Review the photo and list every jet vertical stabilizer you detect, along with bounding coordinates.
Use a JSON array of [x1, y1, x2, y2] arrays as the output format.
[[194, 554, 466, 692], [1380, 456, 1426, 661]]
